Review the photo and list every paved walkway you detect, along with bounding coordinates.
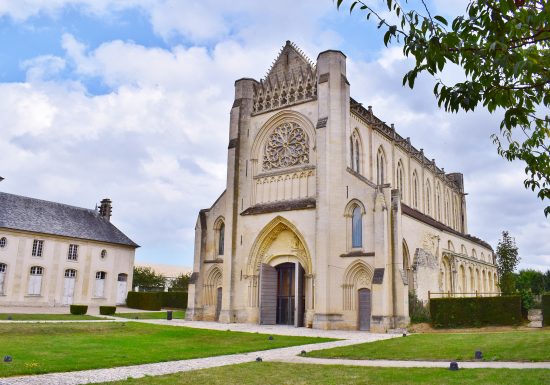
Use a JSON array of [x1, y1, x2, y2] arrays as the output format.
[[0, 306, 151, 316], [2, 319, 549, 385]]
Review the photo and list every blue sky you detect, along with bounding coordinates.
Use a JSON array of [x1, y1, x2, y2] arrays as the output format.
[[0, 0, 547, 271]]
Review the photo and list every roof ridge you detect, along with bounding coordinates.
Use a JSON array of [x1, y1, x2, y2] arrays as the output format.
[[0, 191, 98, 214]]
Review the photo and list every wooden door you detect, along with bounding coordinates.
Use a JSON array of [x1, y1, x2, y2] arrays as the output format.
[[358, 288, 371, 331], [63, 277, 75, 305], [116, 274, 128, 304], [259, 263, 277, 325], [295, 262, 305, 327], [215, 287, 222, 321]]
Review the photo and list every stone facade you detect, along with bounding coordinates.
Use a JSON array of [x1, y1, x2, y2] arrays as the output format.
[[0, 194, 137, 307], [186, 41, 498, 332]]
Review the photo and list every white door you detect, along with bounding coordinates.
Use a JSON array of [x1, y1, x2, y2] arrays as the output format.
[[63, 277, 76, 305], [116, 280, 127, 304], [28, 275, 42, 295], [0, 272, 5, 295]]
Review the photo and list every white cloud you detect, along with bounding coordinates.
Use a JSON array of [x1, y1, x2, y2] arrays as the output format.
[[0, 0, 547, 271]]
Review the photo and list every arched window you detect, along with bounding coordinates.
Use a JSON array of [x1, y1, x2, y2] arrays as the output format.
[[94, 271, 106, 298], [425, 180, 431, 215], [396, 160, 404, 198], [64, 269, 77, 278], [447, 240, 455, 251], [218, 223, 225, 255], [350, 130, 362, 173], [0, 263, 6, 295], [444, 191, 450, 225], [436, 183, 442, 221], [28, 266, 43, 295], [352, 206, 363, 248], [350, 136, 354, 170], [412, 171, 419, 208], [376, 147, 385, 184]]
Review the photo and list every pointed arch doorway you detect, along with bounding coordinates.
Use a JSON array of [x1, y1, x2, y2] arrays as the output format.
[[250, 216, 312, 328], [259, 261, 305, 326]]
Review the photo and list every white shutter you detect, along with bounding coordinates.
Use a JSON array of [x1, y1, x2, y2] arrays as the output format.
[[28, 275, 42, 295], [94, 278, 105, 297], [0, 273, 5, 295]]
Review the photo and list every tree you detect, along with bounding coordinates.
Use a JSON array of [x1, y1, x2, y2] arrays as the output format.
[[339, 0, 550, 216], [495, 231, 520, 293], [545, 269, 550, 292], [169, 273, 191, 292], [516, 269, 545, 295], [132, 266, 165, 291]]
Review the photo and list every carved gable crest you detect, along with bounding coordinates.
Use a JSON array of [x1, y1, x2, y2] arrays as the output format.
[[253, 41, 317, 115]]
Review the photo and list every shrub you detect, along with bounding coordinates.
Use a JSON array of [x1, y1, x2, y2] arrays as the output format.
[[99, 306, 117, 315], [409, 291, 430, 323], [160, 291, 188, 309], [430, 296, 521, 328], [543, 294, 550, 327], [70, 305, 88, 315], [126, 291, 162, 311], [519, 289, 535, 318]]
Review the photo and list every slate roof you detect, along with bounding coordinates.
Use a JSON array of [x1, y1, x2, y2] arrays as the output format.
[[0, 192, 138, 248]]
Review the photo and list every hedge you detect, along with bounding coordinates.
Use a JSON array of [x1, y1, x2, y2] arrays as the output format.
[[99, 306, 117, 315], [126, 292, 162, 311], [543, 294, 550, 327], [161, 291, 188, 309], [70, 305, 88, 315], [430, 296, 522, 328]]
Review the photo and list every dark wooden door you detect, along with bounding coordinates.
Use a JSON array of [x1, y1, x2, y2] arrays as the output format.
[[295, 263, 305, 327], [358, 288, 371, 331], [259, 263, 277, 325], [276, 263, 295, 325], [215, 287, 222, 321]]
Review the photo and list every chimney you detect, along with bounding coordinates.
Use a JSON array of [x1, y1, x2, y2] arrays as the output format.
[[99, 198, 112, 222]]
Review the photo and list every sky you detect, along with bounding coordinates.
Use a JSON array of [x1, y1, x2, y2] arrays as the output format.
[[0, 0, 548, 271]]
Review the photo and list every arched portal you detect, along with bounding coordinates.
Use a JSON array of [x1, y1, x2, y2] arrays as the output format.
[[204, 265, 223, 321], [342, 260, 374, 331], [247, 216, 312, 327]]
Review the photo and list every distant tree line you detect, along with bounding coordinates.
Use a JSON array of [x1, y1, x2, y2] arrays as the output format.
[[496, 231, 549, 311], [132, 266, 190, 292]]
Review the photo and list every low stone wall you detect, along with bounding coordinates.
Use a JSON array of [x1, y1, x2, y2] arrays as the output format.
[[527, 309, 542, 328]]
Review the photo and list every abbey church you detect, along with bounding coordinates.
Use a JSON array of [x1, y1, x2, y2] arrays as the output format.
[[186, 42, 498, 332]]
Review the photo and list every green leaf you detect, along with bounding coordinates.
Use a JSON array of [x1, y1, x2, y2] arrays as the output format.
[[434, 15, 448, 26]]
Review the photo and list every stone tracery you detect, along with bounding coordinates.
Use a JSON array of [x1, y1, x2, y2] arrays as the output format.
[[262, 122, 309, 171]]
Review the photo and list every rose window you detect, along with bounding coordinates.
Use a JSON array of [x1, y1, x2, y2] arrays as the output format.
[[263, 122, 309, 170]]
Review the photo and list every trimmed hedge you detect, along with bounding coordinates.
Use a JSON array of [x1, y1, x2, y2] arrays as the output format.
[[543, 294, 550, 327], [161, 291, 188, 309], [126, 292, 162, 311], [99, 306, 117, 315], [70, 305, 88, 315], [430, 296, 522, 328]]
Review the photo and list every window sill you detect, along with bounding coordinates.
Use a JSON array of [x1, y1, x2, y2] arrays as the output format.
[[91, 297, 106, 300], [67, 259, 78, 263]]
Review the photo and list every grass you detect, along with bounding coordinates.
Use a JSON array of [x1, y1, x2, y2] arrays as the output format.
[[0, 322, 333, 377], [308, 330, 550, 362], [96, 362, 550, 385], [114, 311, 185, 319], [0, 313, 102, 321]]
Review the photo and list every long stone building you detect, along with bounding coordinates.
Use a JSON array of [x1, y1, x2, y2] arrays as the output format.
[[0, 193, 138, 307], [186, 42, 498, 331]]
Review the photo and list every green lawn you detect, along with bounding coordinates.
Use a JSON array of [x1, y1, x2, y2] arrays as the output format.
[[97, 362, 550, 385], [0, 313, 102, 321], [114, 311, 185, 319], [0, 322, 333, 377], [308, 331, 550, 362]]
